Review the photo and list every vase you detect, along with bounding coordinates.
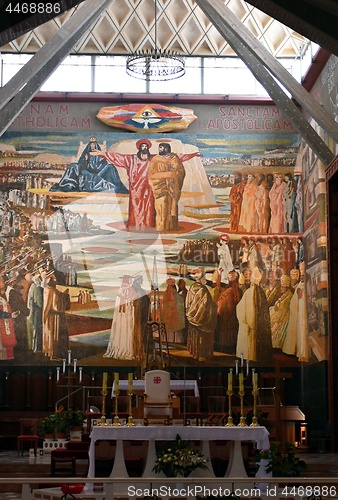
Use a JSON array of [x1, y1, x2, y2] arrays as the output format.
[[70, 427, 83, 441], [174, 474, 186, 494]]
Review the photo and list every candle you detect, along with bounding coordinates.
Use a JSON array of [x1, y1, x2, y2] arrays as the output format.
[[252, 368, 255, 384], [62, 359, 66, 374], [240, 353, 244, 367], [128, 372, 133, 392], [102, 372, 108, 392], [228, 369, 233, 391], [253, 372, 258, 391], [68, 350, 71, 364], [114, 372, 119, 392], [79, 367, 82, 383], [239, 372, 244, 392], [73, 359, 77, 372], [56, 367, 60, 381], [246, 360, 249, 376], [235, 360, 239, 375]]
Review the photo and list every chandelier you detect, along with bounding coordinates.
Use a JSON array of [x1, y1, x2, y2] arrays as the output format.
[[126, 0, 185, 81]]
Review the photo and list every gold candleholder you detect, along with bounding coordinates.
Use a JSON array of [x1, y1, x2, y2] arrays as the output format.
[[113, 390, 120, 426], [226, 390, 235, 426], [251, 389, 259, 426], [238, 390, 247, 426], [127, 391, 134, 426], [100, 389, 107, 426]]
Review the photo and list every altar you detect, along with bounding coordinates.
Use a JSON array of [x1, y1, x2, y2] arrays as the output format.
[[88, 425, 270, 483], [111, 379, 199, 396]]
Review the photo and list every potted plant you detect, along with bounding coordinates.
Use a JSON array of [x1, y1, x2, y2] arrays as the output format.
[[255, 441, 306, 477], [66, 408, 86, 440], [54, 407, 71, 438], [153, 434, 209, 478], [39, 415, 57, 439], [66, 408, 86, 430]]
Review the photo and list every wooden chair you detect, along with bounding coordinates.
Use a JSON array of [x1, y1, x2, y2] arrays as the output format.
[[182, 396, 206, 426], [205, 396, 228, 426], [143, 370, 173, 425], [17, 418, 39, 457]]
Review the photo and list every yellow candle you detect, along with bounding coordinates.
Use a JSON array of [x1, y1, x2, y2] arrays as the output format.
[[253, 372, 258, 391], [128, 372, 133, 392], [114, 372, 119, 392], [239, 372, 244, 392], [228, 370, 233, 391], [102, 372, 108, 392]]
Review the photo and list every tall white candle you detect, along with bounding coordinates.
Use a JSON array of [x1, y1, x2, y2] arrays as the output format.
[[228, 369, 233, 391], [56, 367, 60, 381]]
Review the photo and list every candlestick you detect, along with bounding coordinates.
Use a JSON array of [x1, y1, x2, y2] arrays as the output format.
[[128, 372, 133, 393], [228, 369, 233, 391], [239, 372, 244, 392], [114, 372, 119, 392], [251, 372, 259, 427], [102, 372, 108, 393]]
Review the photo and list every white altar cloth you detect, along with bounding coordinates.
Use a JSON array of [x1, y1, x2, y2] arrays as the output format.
[[87, 425, 270, 483], [112, 379, 199, 396]]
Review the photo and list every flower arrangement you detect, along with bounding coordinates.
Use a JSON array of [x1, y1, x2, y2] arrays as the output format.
[[153, 434, 209, 477]]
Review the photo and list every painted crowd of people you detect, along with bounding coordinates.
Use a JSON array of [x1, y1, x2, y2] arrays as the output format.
[[103, 233, 309, 365], [229, 171, 303, 234]]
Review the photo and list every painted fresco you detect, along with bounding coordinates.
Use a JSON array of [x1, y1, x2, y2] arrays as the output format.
[[0, 101, 327, 368]]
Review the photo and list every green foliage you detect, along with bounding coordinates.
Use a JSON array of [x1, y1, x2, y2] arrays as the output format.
[[255, 441, 307, 477], [66, 408, 86, 428], [39, 414, 57, 436], [38, 407, 85, 437], [153, 434, 209, 477]]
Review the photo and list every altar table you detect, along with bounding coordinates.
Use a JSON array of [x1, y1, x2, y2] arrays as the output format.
[[87, 425, 270, 482], [112, 379, 199, 396]]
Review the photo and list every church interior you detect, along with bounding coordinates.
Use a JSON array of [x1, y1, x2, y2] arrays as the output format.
[[0, 0, 337, 498]]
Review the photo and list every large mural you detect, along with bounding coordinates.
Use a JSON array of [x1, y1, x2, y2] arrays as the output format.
[[0, 100, 328, 369]]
